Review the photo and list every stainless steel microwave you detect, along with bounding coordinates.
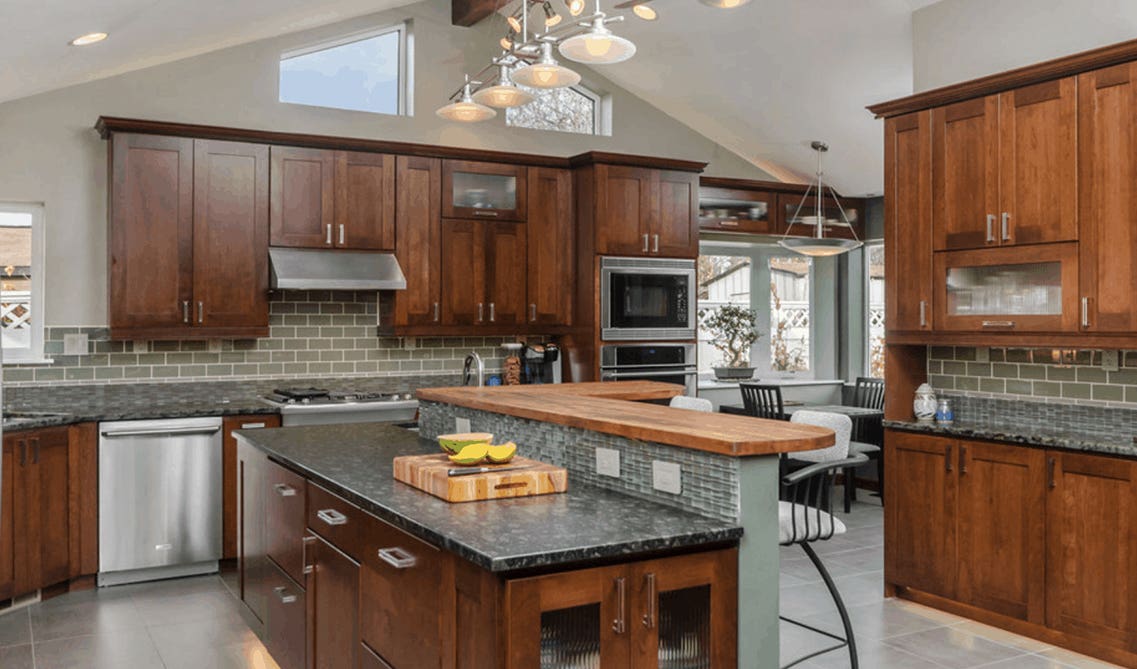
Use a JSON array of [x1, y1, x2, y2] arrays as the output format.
[[600, 257, 697, 341]]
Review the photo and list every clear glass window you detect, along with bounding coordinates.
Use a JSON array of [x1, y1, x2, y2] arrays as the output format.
[[506, 84, 603, 135], [866, 242, 885, 378], [0, 204, 44, 363], [696, 255, 750, 372], [770, 256, 811, 373], [279, 23, 410, 116]]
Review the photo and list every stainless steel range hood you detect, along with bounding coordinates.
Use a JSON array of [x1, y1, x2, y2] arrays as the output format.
[[269, 248, 407, 290]]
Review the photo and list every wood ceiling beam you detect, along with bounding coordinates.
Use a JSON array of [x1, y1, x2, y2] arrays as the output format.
[[452, 0, 501, 27]]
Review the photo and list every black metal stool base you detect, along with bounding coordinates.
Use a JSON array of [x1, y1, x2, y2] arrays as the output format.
[[779, 542, 859, 669]]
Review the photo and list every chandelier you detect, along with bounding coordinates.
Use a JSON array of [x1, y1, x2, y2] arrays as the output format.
[[778, 142, 863, 257]]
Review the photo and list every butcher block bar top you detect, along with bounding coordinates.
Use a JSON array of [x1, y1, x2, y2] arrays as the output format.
[[415, 382, 835, 457]]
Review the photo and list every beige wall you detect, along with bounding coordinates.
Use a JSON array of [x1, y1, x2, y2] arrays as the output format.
[[0, 0, 771, 327], [913, 0, 1137, 91]]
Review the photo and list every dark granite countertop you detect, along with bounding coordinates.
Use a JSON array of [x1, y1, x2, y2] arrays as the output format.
[[885, 419, 1137, 458], [0, 375, 459, 432], [235, 422, 743, 573]]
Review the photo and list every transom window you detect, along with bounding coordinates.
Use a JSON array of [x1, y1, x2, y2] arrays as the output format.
[[0, 203, 45, 364], [506, 83, 607, 136], [866, 242, 885, 378], [279, 22, 412, 116]]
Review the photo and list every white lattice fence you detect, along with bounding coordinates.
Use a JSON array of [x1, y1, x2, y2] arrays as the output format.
[[1, 291, 31, 329]]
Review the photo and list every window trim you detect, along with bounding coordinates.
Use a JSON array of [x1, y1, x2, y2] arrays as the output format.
[[0, 202, 47, 365], [864, 241, 885, 378], [279, 20, 413, 116]]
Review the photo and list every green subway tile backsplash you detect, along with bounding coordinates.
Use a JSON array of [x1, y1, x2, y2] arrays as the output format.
[[7, 290, 514, 387], [928, 346, 1137, 407]]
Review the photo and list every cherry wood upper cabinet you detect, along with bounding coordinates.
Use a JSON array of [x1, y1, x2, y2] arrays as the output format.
[[527, 168, 574, 326], [439, 219, 485, 326], [109, 133, 194, 331], [442, 160, 527, 221], [596, 165, 656, 256], [654, 171, 700, 257], [956, 441, 1046, 624], [192, 140, 270, 329], [885, 111, 933, 331], [998, 78, 1078, 246], [486, 222, 527, 326], [1079, 63, 1137, 332], [335, 151, 395, 250], [885, 431, 958, 600], [270, 146, 335, 248], [393, 156, 442, 327], [1046, 451, 1137, 647], [932, 96, 1000, 251]]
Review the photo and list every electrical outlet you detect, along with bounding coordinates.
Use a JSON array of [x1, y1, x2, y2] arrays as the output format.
[[595, 448, 620, 478], [975, 347, 990, 363], [1103, 350, 1120, 372], [652, 461, 682, 495], [455, 417, 471, 433], [63, 333, 88, 356]]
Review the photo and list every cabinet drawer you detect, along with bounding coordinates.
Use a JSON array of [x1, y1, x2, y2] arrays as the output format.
[[264, 560, 306, 669], [307, 484, 363, 559], [359, 516, 445, 669], [266, 460, 307, 584]]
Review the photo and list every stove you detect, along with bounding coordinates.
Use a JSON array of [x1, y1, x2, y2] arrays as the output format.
[[260, 387, 419, 426]]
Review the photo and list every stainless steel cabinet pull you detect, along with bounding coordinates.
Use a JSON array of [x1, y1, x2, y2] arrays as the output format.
[[377, 547, 418, 569], [919, 300, 927, 328], [302, 535, 316, 575], [652, 234, 659, 253], [182, 301, 190, 324], [642, 573, 657, 629], [945, 445, 953, 473], [477, 303, 484, 322], [981, 320, 1015, 328], [325, 224, 333, 245], [612, 577, 627, 634], [642, 234, 649, 253], [101, 426, 221, 438], [240, 422, 266, 429], [1048, 457, 1057, 490], [1081, 297, 1090, 328], [31, 438, 39, 465], [489, 302, 495, 322], [338, 224, 345, 245], [473, 210, 500, 217], [529, 304, 537, 322], [197, 301, 203, 324], [273, 483, 297, 497], [959, 444, 967, 475], [316, 509, 348, 526], [273, 586, 297, 604], [1001, 212, 1011, 241], [986, 214, 996, 243], [432, 302, 440, 322], [719, 219, 740, 227]]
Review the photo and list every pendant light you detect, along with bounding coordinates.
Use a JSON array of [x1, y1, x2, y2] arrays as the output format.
[[632, 3, 657, 20], [699, 0, 751, 7], [778, 142, 863, 257], [558, 16, 636, 64], [567, 0, 585, 16], [512, 42, 581, 88], [473, 65, 536, 108], [542, 1, 563, 27], [436, 82, 497, 122]]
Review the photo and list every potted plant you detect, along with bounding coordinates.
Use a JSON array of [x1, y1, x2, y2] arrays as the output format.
[[699, 305, 760, 381]]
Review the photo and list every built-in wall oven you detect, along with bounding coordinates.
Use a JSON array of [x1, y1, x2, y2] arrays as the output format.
[[600, 343, 698, 396], [600, 257, 696, 341]]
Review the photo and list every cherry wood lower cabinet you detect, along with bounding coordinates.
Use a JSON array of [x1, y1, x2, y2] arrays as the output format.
[[308, 533, 361, 669], [886, 429, 1137, 665], [223, 414, 281, 560]]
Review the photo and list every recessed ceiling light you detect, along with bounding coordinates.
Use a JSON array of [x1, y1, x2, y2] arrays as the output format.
[[632, 4, 657, 20], [69, 32, 108, 46]]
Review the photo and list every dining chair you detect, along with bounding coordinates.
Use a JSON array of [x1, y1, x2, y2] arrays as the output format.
[[669, 395, 714, 412], [846, 377, 885, 509], [739, 383, 786, 420], [780, 410, 867, 668]]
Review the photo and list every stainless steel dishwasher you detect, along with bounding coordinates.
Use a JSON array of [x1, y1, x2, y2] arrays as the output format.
[[98, 416, 223, 586]]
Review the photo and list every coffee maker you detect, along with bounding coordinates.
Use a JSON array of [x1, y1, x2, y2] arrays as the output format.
[[522, 343, 562, 384]]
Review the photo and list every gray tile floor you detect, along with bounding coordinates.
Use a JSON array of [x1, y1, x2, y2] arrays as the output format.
[[781, 496, 1122, 668], [0, 499, 1122, 668]]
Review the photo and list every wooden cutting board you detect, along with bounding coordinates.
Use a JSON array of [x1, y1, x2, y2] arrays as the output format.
[[392, 453, 568, 503]]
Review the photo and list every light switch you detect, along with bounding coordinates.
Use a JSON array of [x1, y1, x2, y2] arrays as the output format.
[[63, 333, 88, 356], [596, 447, 620, 478], [652, 461, 682, 495], [455, 417, 471, 433]]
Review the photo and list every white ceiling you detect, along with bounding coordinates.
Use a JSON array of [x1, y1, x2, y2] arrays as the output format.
[[0, 0, 932, 196]]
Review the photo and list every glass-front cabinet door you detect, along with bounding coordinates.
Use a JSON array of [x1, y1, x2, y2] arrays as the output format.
[[933, 242, 1078, 332], [698, 186, 774, 234], [504, 564, 630, 669], [777, 193, 864, 240], [442, 160, 527, 221], [629, 549, 737, 669]]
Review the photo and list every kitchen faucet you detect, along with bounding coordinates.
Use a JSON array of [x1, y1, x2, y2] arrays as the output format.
[[463, 351, 484, 387]]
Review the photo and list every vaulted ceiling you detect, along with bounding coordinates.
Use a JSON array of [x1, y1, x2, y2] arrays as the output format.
[[0, 0, 937, 195]]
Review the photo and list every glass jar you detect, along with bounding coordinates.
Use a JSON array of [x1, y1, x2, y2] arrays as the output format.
[[935, 398, 954, 425]]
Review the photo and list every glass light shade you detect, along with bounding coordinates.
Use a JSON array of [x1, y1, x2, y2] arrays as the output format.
[[472, 68, 535, 108], [558, 20, 636, 64], [436, 85, 497, 122], [512, 43, 581, 88], [500, 36, 513, 50], [699, 0, 751, 7], [777, 237, 862, 257], [69, 32, 108, 46], [632, 4, 657, 20], [507, 15, 523, 32]]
